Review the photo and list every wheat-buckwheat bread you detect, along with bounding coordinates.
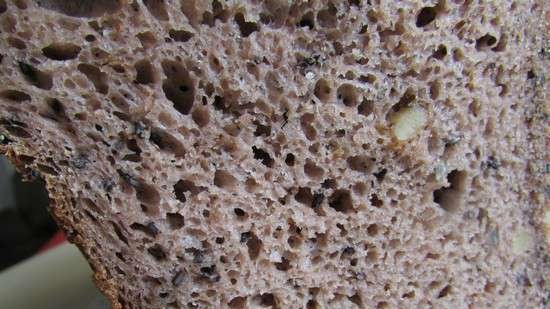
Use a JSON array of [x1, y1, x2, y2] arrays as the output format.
[[0, 0, 549, 308]]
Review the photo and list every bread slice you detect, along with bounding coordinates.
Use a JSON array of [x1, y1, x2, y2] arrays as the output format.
[[1, 0, 549, 308]]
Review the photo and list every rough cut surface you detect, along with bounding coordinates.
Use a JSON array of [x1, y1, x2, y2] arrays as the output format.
[[0, 0, 549, 308]]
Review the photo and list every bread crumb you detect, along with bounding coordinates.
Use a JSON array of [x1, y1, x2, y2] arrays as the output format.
[[390, 106, 427, 141]]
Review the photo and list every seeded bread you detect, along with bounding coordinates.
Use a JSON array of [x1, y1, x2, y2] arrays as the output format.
[[1, 0, 549, 308]]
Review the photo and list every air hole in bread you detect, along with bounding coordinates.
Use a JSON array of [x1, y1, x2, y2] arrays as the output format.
[[274, 256, 291, 271], [284, 153, 295, 166], [18, 62, 52, 90], [166, 213, 185, 230], [35, 0, 122, 17], [359, 74, 376, 84], [36, 163, 58, 175], [468, 99, 481, 117], [136, 31, 157, 49], [214, 169, 237, 189], [110, 93, 130, 112], [172, 181, 189, 203], [295, 187, 313, 205], [329, 189, 353, 213], [348, 293, 363, 307], [367, 223, 379, 236], [125, 138, 141, 156], [82, 197, 103, 215], [306, 300, 320, 309], [84, 34, 95, 42], [174, 179, 203, 199], [298, 11, 315, 29], [333, 41, 344, 56], [252, 121, 270, 138], [161, 59, 195, 115], [304, 159, 324, 180], [314, 78, 332, 103], [287, 235, 302, 248], [244, 178, 259, 193], [111, 221, 129, 245], [370, 193, 383, 207], [437, 285, 452, 298], [56, 19, 80, 31], [366, 247, 378, 263], [135, 182, 161, 207], [475, 33, 497, 51], [149, 128, 186, 158], [115, 251, 125, 262], [113, 111, 131, 122], [234, 12, 259, 37], [213, 95, 228, 113], [389, 88, 416, 116], [134, 59, 157, 84], [429, 80, 441, 99], [317, 3, 337, 28], [0, 120, 31, 138], [246, 232, 262, 260], [433, 169, 467, 211], [201, 0, 229, 27], [39, 98, 69, 122], [402, 288, 417, 299], [191, 106, 210, 127], [452, 48, 464, 62], [259, 12, 273, 25], [0, 89, 31, 102], [352, 182, 367, 196], [147, 244, 167, 261], [416, 6, 437, 27], [130, 221, 160, 238], [347, 155, 375, 173], [357, 99, 374, 117], [337, 84, 359, 107], [77, 63, 108, 94], [256, 293, 277, 308], [233, 207, 247, 218], [228, 296, 247, 308], [168, 29, 194, 42], [143, 0, 169, 21], [0, 0, 6, 14], [42, 43, 81, 61], [300, 113, 317, 140], [1, 15, 18, 33], [199, 265, 220, 282], [432, 44, 447, 60], [252, 146, 274, 167]]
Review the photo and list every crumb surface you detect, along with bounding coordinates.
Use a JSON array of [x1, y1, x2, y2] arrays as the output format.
[[0, 0, 549, 308]]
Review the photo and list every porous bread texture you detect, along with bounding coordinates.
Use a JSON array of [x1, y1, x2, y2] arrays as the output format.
[[0, 0, 549, 308]]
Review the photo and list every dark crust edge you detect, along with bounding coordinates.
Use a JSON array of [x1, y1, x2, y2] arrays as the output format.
[[0, 147, 123, 309]]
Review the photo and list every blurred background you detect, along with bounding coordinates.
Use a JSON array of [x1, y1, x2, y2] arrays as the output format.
[[0, 155, 57, 271]]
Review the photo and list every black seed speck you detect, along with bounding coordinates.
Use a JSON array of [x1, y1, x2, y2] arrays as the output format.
[[311, 192, 324, 208]]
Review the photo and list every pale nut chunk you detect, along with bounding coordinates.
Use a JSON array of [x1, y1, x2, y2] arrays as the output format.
[[390, 106, 427, 141], [511, 229, 534, 255]]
